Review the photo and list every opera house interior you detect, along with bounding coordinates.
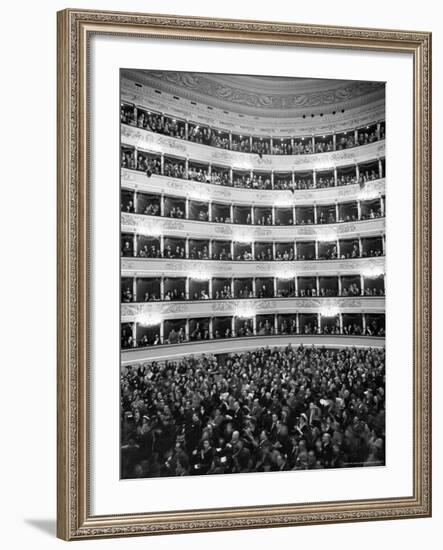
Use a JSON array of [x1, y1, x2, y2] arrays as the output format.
[[119, 70, 386, 478]]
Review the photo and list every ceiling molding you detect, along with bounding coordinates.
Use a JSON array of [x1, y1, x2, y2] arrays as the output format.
[[123, 69, 385, 119]]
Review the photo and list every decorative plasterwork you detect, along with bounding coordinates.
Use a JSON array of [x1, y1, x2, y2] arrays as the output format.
[[121, 212, 385, 241], [121, 296, 385, 322], [57, 7, 430, 541], [122, 170, 386, 206], [121, 257, 385, 278], [121, 124, 386, 170], [122, 69, 385, 121]]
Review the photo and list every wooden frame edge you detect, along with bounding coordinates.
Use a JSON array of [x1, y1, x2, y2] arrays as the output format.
[[57, 8, 432, 541], [57, 8, 71, 541]]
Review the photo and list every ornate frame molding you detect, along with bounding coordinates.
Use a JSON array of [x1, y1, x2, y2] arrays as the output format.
[[57, 8, 431, 540]]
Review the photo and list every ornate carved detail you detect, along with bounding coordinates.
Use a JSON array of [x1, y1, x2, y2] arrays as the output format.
[[74, 503, 429, 538], [121, 212, 385, 241], [122, 297, 384, 321], [59, 8, 431, 540], [122, 121, 386, 171], [144, 71, 383, 113]]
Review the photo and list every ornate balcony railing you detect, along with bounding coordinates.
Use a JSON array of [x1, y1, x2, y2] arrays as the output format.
[[122, 123, 386, 171], [121, 169, 386, 206], [122, 296, 385, 323], [121, 256, 385, 278], [121, 212, 385, 241]]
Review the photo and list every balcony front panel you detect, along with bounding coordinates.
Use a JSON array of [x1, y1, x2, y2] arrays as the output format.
[[122, 124, 386, 171], [122, 169, 386, 207], [121, 256, 385, 278], [121, 212, 385, 241], [121, 334, 385, 365], [121, 296, 385, 322]]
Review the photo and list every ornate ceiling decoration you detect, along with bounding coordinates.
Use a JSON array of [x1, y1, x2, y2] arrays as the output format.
[[124, 69, 385, 118]]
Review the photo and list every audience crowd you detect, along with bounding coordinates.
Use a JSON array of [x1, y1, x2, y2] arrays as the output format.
[[121, 148, 383, 192], [121, 104, 385, 157], [121, 345, 385, 478]]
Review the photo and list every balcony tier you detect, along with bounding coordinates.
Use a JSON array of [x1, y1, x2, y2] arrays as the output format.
[[122, 124, 385, 171], [121, 212, 385, 241], [121, 334, 385, 365], [122, 169, 385, 206], [121, 256, 385, 278], [122, 296, 384, 323]]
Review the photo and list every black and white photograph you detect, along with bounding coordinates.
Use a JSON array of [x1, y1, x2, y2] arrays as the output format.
[[119, 69, 386, 480]]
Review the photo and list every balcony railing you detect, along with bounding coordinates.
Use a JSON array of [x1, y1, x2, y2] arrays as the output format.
[[121, 105, 385, 158], [121, 169, 386, 207], [121, 256, 385, 278], [120, 334, 386, 364], [121, 311, 385, 352], [121, 123, 386, 172], [121, 211, 385, 240], [122, 296, 385, 323]]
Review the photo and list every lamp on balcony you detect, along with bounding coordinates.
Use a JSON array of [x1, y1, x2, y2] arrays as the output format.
[[136, 312, 162, 326]]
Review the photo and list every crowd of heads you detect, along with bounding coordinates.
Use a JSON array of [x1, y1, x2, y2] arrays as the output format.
[[121, 345, 385, 478], [361, 206, 383, 220], [214, 284, 233, 300], [163, 244, 186, 259], [121, 103, 385, 160], [121, 148, 384, 194], [189, 244, 210, 260], [138, 243, 161, 258], [319, 243, 338, 260], [122, 313, 385, 349], [167, 205, 185, 219], [341, 281, 361, 297], [120, 191, 384, 230], [190, 321, 210, 341], [122, 236, 383, 262], [164, 288, 186, 301], [121, 275, 385, 303]]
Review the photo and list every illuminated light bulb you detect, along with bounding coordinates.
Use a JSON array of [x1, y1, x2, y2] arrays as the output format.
[[274, 196, 292, 207], [136, 312, 162, 326], [137, 223, 162, 237], [358, 189, 380, 201], [233, 232, 253, 244], [275, 270, 295, 280], [320, 306, 340, 317], [361, 265, 385, 278], [235, 305, 256, 319], [188, 270, 211, 281], [317, 229, 337, 242], [188, 188, 209, 201]]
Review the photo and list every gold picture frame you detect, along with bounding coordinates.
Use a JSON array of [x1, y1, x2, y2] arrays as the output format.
[[57, 8, 432, 540]]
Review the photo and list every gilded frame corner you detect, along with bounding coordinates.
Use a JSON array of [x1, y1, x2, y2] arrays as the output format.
[[57, 8, 432, 540]]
